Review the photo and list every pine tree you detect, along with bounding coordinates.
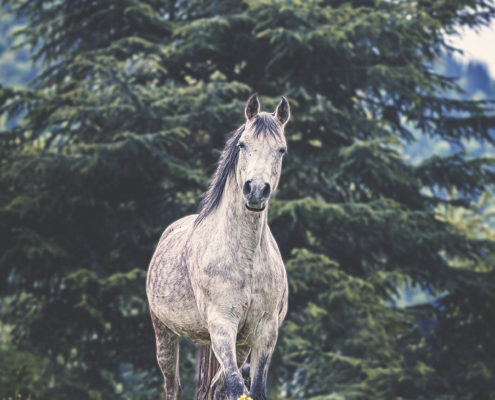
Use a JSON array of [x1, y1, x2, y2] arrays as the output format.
[[1, 0, 494, 399]]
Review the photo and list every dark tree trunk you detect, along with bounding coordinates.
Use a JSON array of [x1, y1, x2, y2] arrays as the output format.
[[195, 344, 221, 400]]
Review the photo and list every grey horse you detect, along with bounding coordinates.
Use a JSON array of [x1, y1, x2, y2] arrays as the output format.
[[146, 94, 290, 400]]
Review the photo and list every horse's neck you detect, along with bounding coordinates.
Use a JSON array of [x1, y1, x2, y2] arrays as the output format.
[[216, 176, 267, 255]]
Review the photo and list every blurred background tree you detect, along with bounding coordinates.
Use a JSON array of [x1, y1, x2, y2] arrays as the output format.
[[0, 0, 494, 399]]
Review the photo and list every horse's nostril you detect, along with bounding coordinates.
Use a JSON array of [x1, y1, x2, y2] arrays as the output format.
[[262, 183, 271, 199], [243, 180, 252, 196]]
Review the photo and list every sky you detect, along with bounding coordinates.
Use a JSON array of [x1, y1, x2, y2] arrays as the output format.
[[449, 21, 495, 78]]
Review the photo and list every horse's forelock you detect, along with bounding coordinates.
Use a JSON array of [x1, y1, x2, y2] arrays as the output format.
[[251, 112, 282, 139]]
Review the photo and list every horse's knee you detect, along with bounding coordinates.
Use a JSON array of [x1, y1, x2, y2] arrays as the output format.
[[223, 372, 246, 399], [211, 366, 247, 400], [163, 381, 181, 400]]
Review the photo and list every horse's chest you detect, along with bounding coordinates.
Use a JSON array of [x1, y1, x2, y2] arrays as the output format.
[[250, 260, 281, 304], [234, 247, 281, 300], [191, 233, 285, 338], [237, 258, 283, 329]]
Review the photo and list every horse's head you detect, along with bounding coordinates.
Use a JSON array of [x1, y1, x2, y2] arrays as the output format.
[[236, 94, 290, 212]]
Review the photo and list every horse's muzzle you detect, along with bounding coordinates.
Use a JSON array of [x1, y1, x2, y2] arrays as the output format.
[[243, 179, 270, 212]]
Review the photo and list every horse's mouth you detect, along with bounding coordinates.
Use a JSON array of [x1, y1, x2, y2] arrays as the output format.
[[245, 204, 265, 212]]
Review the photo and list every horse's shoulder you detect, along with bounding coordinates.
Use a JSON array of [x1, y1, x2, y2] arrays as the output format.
[[265, 225, 283, 261], [263, 227, 288, 325]]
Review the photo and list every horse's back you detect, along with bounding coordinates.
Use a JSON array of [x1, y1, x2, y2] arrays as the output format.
[[147, 214, 210, 341]]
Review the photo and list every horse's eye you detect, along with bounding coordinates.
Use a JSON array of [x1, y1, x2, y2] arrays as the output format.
[[238, 142, 246, 149], [279, 147, 287, 154]]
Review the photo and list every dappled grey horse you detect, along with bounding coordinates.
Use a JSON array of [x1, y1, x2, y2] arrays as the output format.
[[146, 94, 290, 400]]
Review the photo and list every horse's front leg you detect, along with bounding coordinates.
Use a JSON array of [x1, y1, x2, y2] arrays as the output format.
[[210, 344, 251, 399], [248, 318, 278, 400], [208, 315, 249, 400], [150, 310, 181, 400]]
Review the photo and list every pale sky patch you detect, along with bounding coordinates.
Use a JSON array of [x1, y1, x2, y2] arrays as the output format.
[[448, 21, 495, 79]]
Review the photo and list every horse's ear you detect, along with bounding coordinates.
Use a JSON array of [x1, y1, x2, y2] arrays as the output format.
[[245, 93, 260, 121], [275, 96, 290, 126]]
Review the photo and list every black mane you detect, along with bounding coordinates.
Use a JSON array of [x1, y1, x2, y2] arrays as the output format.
[[194, 114, 281, 226]]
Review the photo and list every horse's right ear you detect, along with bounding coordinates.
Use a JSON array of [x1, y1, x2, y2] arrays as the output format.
[[275, 96, 290, 126], [245, 93, 260, 121]]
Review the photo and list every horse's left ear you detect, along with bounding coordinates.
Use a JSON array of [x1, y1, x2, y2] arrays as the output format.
[[275, 97, 290, 126]]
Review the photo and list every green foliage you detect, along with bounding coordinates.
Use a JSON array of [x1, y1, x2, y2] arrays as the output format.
[[0, 0, 494, 399], [0, 347, 49, 398]]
